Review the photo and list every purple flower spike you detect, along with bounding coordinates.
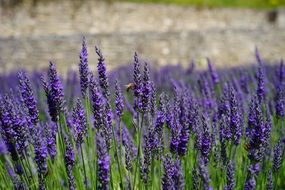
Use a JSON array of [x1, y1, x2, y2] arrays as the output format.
[[42, 62, 64, 122], [275, 84, 284, 118], [229, 86, 242, 145], [90, 76, 105, 130], [79, 37, 89, 98], [115, 80, 124, 119], [207, 58, 219, 85], [133, 52, 142, 111], [273, 139, 283, 173], [96, 131, 110, 190], [0, 138, 7, 155], [95, 46, 110, 99], [64, 136, 76, 190], [225, 161, 235, 190], [266, 170, 273, 190], [162, 155, 175, 190], [72, 98, 87, 145], [44, 123, 57, 160], [18, 71, 39, 125], [142, 62, 152, 113], [34, 125, 48, 190]]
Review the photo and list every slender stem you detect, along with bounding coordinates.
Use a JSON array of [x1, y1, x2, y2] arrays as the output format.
[[80, 143, 88, 188], [111, 123, 124, 189], [133, 112, 144, 190]]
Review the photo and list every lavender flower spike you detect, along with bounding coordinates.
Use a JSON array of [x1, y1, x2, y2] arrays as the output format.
[[115, 80, 124, 119], [273, 139, 283, 173], [162, 155, 175, 190], [133, 52, 142, 111], [72, 98, 88, 145], [79, 37, 89, 98], [142, 62, 152, 113], [64, 136, 76, 190], [34, 125, 48, 190], [207, 57, 219, 85], [96, 131, 110, 190], [95, 46, 110, 99], [18, 71, 39, 125], [225, 161, 235, 190]]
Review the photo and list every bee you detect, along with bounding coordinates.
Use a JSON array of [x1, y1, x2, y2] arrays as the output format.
[[125, 83, 135, 92], [244, 142, 251, 151]]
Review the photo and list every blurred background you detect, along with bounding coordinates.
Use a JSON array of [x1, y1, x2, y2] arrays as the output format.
[[0, 0, 285, 74]]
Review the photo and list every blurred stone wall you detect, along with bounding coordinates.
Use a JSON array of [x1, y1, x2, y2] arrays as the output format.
[[0, 0, 285, 74]]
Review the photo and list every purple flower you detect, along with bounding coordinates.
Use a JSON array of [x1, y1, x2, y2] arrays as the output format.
[[170, 98, 181, 154], [44, 122, 57, 160], [273, 139, 283, 173], [96, 131, 110, 190], [64, 136, 76, 190], [142, 62, 152, 113], [229, 86, 242, 145], [192, 167, 200, 190], [207, 58, 219, 85], [133, 52, 142, 111], [266, 170, 273, 190], [0, 138, 7, 155], [17, 71, 39, 125], [275, 84, 284, 118], [115, 80, 124, 119], [277, 59, 284, 84], [154, 93, 167, 155], [162, 155, 175, 190], [198, 158, 212, 190], [72, 98, 87, 145], [79, 37, 89, 98], [42, 62, 64, 122], [200, 114, 212, 164], [225, 161, 235, 190], [95, 46, 110, 99], [34, 125, 48, 190], [173, 160, 185, 189], [120, 126, 137, 171], [90, 76, 105, 130]]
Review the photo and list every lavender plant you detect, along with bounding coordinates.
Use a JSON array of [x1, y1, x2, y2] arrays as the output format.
[[0, 38, 284, 190]]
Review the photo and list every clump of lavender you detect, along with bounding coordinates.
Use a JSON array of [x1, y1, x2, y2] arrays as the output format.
[[79, 37, 90, 98], [72, 98, 87, 146], [17, 71, 39, 125], [64, 136, 76, 190], [96, 131, 110, 190]]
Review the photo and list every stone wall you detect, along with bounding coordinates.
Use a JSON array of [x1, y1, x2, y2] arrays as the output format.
[[0, 0, 285, 73]]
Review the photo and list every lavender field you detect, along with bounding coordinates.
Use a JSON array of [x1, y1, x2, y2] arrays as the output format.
[[0, 38, 284, 190]]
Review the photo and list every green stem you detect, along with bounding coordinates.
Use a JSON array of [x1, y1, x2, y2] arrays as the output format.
[[80, 143, 88, 188], [133, 112, 144, 190], [111, 122, 125, 189]]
